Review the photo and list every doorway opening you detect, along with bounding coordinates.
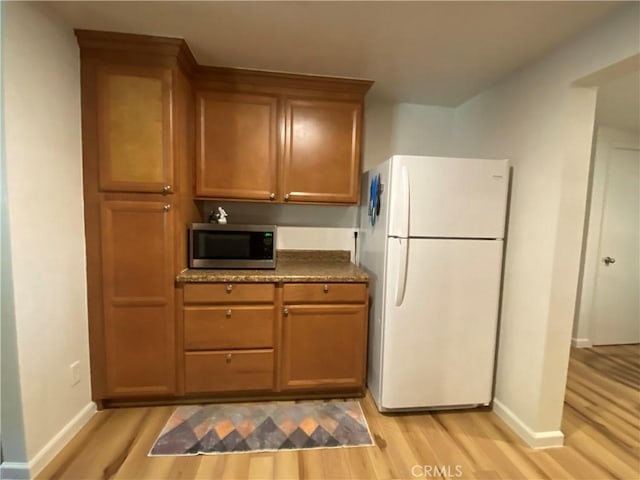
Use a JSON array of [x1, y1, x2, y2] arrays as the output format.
[[574, 69, 640, 347], [563, 67, 639, 468]]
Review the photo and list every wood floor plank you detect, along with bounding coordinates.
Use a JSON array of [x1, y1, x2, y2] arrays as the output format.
[[298, 449, 326, 479], [415, 414, 479, 478], [465, 411, 549, 480], [247, 453, 274, 480], [195, 454, 227, 479], [320, 448, 353, 480], [36, 345, 640, 480], [562, 410, 640, 476], [432, 412, 499, 474], [272, 451, 300, 480], [219, 451, 251, 479], [343, 443, 379, 480], [367, 409, 423, 479], [542, 446, 613, 480]]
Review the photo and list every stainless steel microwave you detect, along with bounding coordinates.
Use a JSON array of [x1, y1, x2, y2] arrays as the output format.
[[189, 224, 276, 269]]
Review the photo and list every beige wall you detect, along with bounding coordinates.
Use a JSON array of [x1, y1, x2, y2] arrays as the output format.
[[362, 99, 456, 172], [449, 2, 640, 445], [3, 2, 93, 475], [1, 1, 30, 474]]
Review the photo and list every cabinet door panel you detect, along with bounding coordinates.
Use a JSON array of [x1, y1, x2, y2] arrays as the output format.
[[283, 99, 361, 204], [104, 305, 173, 396], [97, 66, 173, 193], [101, 200, 175, 396], [280, 304, 366, 390], [196, 91, 278, 200]]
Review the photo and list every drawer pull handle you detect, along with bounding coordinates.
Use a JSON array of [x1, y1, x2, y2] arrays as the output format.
[[225, 309, 232, 318], [323, 284, 329, 293], [283, 308, 289, 316], [226, 284, 233, 293], [225, 353, 232, 363]]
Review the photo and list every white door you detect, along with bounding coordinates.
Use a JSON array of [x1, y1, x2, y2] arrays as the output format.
[[380, 238, 503, 409], [591, 147, 640, 345], [387, 156, 509, 239]]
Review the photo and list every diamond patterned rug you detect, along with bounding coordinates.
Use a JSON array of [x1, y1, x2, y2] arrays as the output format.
[[148, 401, 374, 456]]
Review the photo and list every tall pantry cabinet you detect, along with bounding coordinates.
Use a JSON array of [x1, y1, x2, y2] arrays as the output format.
[[77, 30, 372, 406], [77, 31, 196, 402]]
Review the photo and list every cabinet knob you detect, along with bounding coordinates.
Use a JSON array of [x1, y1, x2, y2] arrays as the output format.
[[163, 204, 171, 212], [284, 193, 290, 201], [283, 307, 289, 316], [225, 353, 232, 363], [162, 185, 172, 193], [226, 284, 233, 293], [225, 309, 232, 317], [269, 192, 276, 200], [323, 284, 329, 293]]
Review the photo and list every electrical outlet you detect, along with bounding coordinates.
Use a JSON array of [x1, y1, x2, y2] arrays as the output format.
[[70, 361, 80, 386]]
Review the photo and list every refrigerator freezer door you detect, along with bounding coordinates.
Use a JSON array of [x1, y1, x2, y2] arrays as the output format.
[[380, 238, 503, 410], [388, 156, 509, 239]]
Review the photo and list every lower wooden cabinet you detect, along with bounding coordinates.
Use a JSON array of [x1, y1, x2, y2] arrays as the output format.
[[280, 304, 367, 391], [100, 199, 176, 397], [179, 281, 368, 398], [182, 282, 276, 395]]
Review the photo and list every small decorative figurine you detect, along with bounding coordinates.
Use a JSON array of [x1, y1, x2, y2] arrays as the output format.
[[215, 207, 228, 224]]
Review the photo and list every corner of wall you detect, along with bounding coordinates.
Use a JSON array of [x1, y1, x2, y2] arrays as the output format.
[[492, 398, 565, 449], [0, 0, 30, 472], [27, 402, 97, 477], [2, 1, 92, 472]]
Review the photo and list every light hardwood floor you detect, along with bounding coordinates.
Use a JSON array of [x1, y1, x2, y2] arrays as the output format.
[[38, 345, 640, 479]]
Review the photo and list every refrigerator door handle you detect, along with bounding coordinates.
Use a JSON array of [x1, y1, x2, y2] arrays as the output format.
[[394, 237, 409, 306], [399, 165, 410, 238]]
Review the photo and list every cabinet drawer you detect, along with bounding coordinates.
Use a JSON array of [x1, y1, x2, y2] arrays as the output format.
[[283, 283, 367, 304], [183, 283, 274, 304], [184, 306, 274, 350], [184, 350, 274, 393]]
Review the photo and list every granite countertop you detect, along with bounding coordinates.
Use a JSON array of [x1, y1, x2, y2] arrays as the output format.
[[176, 250, 369, 283]]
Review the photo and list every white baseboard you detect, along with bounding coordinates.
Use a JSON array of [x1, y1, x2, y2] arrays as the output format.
[[493, 398, 564, 449], [27, 401, 97, 477], [0, 462, 31, 480], [571, 337, 593, 348]]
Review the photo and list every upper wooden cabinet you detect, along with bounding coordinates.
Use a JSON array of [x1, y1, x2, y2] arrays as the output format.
[[283, 98, 362, 204], [77, 30, 197, 196], [194, 69, 372, 205], [195, 91, 278, 200], [96, 65, 173, 193]]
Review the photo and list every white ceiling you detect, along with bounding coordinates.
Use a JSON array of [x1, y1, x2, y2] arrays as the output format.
[[46, 1, 625, 106], [597, 70, 640, 132]]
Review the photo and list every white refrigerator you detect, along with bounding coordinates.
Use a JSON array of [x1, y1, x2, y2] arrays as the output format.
[[359, 155, 509, 411]]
